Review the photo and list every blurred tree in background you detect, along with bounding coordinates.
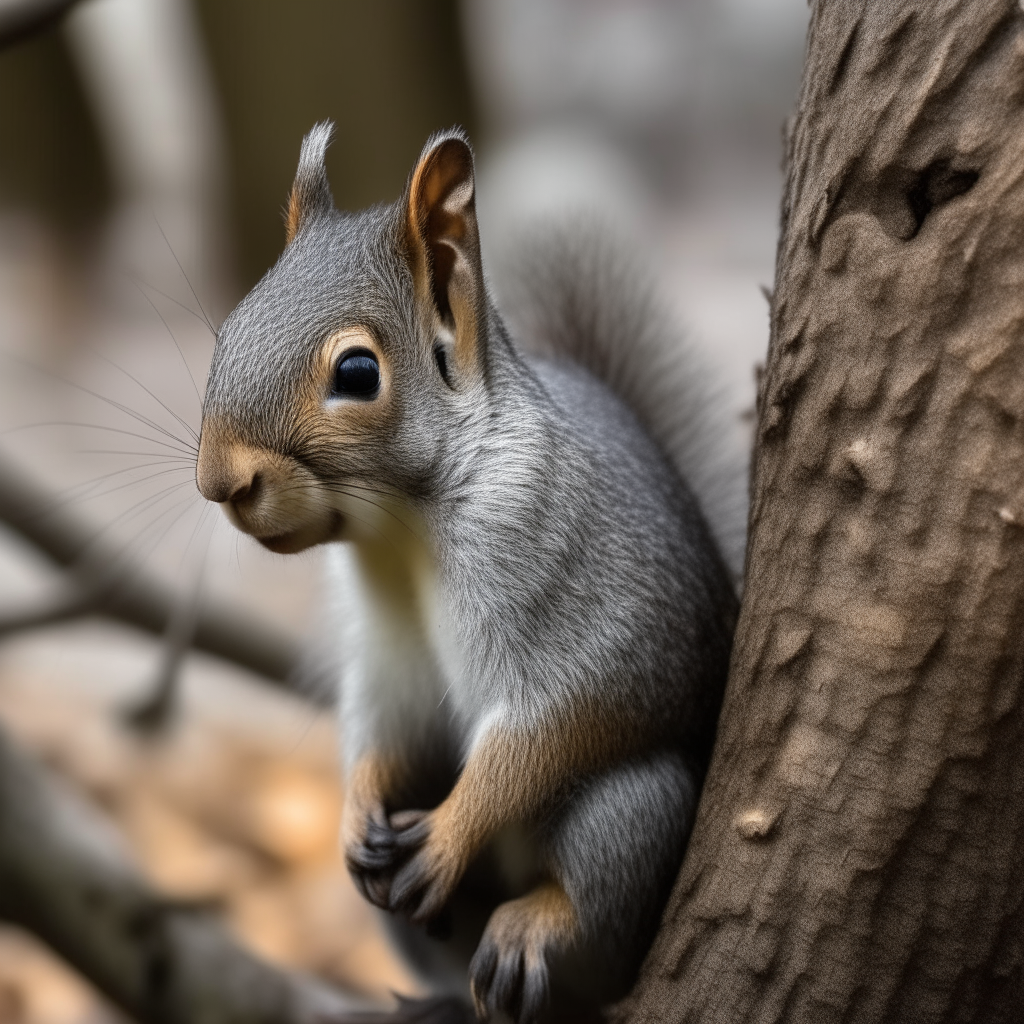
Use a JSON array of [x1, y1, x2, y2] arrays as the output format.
[[196, 0, 474, 291], [0, 0, 475, 294], [0, 27, 110, 231]]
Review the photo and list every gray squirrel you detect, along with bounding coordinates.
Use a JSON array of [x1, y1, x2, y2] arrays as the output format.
[[196, 123, 739, 1023]]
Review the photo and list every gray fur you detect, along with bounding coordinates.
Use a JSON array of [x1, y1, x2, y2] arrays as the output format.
[[492, 218, 750, 583], [200, 123, 738, 1023], [540, 751, 697, 1000], [288, 120, 335, 235]]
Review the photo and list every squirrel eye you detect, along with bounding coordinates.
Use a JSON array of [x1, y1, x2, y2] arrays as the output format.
[[332, 349, 380, 398]]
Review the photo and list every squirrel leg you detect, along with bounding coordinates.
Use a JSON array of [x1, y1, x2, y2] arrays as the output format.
[[547, 751, 697, 1006], [469, 751, 698, 1022], [386, 714, 623, 922], [343, 752, 405, 906]]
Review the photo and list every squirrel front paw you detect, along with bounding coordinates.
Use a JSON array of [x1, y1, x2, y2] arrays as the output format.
[[386, 808, 466, 923], [468, 884, 577, 1024], [343, 804, 404, 908]]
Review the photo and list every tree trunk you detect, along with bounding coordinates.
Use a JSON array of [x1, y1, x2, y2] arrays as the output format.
[[618, 2, 1024, 1021]]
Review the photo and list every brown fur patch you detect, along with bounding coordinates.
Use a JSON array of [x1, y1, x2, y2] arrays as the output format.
[[285, 185, 303, 245], [386, 706, 619, 922], [484, 882, 577, 961], [342, 751, 403, 851], [320, 327, 381, 374], [470, 883, 578, 1019], [424, 700, 635, 878], [196, 420, 267, 504], [196, 419, 339, 552]]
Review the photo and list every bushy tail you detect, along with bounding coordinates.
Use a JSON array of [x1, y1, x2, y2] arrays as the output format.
[[490, 218, 750, 583]]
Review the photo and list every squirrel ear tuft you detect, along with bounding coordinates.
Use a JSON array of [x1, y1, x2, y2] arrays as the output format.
[[285, 121, 335, 245], [404, 128, 483, 374]]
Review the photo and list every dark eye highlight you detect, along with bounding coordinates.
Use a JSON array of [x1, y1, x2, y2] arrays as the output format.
[[332, 349, 380, 398]]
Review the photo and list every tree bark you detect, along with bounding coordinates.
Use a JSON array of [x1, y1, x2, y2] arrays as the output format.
[[619, 2, 1024, 1021]]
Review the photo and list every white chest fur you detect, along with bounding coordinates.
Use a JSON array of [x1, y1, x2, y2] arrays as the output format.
[[325, 526, 465, 770]]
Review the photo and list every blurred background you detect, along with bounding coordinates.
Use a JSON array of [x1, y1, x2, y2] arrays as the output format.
[[0, 1, 807, 1020]]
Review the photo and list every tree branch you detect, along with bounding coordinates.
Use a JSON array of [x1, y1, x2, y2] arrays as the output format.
[[0, 719, 475, 1022], [0, 0, 81, 50], [0, 454, 299, 686], [0, 720, 373, 1023], [0, 589, 100, 638]]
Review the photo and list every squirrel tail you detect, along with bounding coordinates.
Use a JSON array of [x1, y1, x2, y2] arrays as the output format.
[[491, 217, 750, 583]]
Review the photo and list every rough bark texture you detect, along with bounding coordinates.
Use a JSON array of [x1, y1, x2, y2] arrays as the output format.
[[619, 2, 1024, 1021]]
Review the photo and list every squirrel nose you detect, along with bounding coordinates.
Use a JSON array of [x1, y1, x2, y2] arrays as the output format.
[[197, 464, 255, 505], [214, 476, 255, 504], [196, 426, 261, 504]]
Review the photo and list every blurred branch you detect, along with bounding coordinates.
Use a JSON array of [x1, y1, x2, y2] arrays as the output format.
[[0, 589, 99, 637], [0, 454, 299, 687], [0, 720, 376, 1024], [123, 557, 205, 730], [0, 0, 81, 49]]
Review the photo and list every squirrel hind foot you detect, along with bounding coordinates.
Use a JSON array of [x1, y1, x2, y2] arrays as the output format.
[[469, 883, 576, 1024]]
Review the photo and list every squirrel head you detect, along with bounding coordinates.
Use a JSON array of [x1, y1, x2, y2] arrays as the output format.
[[196, 122, 489, 553]]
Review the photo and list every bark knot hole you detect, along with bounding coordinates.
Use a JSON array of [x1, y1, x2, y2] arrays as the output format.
[[875, 159, 980, 240], [824, 158, 980, 242], [905, 160, 979, 237]]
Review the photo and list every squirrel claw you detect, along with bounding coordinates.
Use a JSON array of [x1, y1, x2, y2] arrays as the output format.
[[345, 827, 400, 873], [389, 808, 428, 831], [387, 851, 431, 916], [344, 848, 394, 909], [362, 870, 393, 909], [469, 934, 547, 1024], [388, 809, 432, 851], [344, 809, 405, 906], [347, 807, 444, 913], [388, 846, 457, 922], [385, 809, 444, 917]]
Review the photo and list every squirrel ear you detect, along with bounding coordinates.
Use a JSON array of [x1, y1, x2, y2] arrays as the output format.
[[285, 122, 335, 245], [404, 129, 483, 374]]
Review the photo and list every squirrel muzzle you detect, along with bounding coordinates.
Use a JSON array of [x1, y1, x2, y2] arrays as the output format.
[[196, 422, 340, 553]]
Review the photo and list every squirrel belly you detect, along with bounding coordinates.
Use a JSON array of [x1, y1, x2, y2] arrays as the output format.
[[195, 123, 739, 1023]]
